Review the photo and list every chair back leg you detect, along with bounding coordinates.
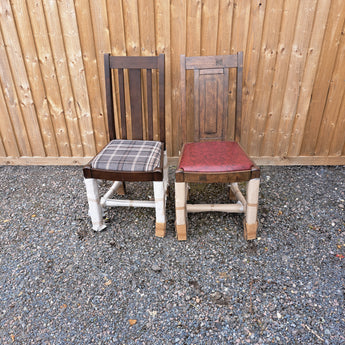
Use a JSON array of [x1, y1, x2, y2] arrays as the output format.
[[84, 178, 107, 231], [175, 182, 187, 240], [244, 178, 260, 240], [153, 181, 166, 237]]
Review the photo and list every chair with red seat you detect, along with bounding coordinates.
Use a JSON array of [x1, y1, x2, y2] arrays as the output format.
[[175, 52, 260, 240]]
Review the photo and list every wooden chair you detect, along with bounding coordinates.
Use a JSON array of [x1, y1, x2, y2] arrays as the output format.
[[175, 53, 260, 240], [83, 54, 168, 237]]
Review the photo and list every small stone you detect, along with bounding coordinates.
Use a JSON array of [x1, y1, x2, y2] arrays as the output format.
[[151, 264, 162, 272], [211, 292, 222, 300]]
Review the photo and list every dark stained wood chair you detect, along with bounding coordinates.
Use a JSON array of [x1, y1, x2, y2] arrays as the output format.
[[175, 52, 260, 240], [83, 54, 168, 237]]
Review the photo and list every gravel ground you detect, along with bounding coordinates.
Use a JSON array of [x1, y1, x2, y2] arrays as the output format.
[[0, 165, 344, 344]]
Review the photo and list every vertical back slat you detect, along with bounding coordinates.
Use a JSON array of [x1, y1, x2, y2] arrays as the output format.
[[117, 68, 127, 139], [223, 68, 229, 141], [128, 69, 143, 139], [104, 54, 116, 140], [193, 69, 200, 142], [147, 68, 153, 140]]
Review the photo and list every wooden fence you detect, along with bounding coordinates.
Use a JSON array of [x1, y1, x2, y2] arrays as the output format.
[[0, 0, 345, 165]]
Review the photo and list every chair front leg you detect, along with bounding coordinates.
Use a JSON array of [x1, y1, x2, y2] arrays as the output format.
[[84, 178, 107, 232], [244, 178, 260, 240], [175, 182, 187, 240], [153, 181, 166, 237]]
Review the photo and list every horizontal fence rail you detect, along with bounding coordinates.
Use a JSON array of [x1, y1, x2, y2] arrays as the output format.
[[0, 0, 344, 165]]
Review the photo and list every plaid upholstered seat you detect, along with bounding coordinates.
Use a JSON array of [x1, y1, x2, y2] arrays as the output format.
[[91, 140, 163, 172]]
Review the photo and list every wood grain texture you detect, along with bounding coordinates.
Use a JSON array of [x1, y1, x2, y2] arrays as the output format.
[[300, 0, 345, 156], [11, 0, 58, 157], [0, 0, 45, 156], [0, 0, 344, 165], [74, 0, 107, 152]]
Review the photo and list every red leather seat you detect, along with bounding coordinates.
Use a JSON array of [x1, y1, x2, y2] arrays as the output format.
[[178, 141, 254, 173]]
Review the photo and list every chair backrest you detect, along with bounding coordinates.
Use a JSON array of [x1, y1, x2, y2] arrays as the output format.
[[180, 52, 243, 144], [104, 54, 165, 147]]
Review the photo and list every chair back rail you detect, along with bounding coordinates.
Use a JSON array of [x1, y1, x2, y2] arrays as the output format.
[[180, 52, 243, 145], [104, 54, 165, 147]]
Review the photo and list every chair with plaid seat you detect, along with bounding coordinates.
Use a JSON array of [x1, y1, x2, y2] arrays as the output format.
[[175, 53, 260, 241], [83, 54, 168, 237]]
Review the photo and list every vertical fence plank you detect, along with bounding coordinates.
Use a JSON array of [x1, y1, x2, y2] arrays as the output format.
[[138, 0, 156, 140], [217, 0, 234, 142], [275, 0, 318, 158], [89, 0, 115, 141], [201, 0, 219, 56], [27, 0, 71, 157], [217, 0, 234, 56], [185, 0, 202, 143], [0, 135, 6, 157], [57, 0, 96, 156], [29, 0, 74, 157], [260, 0, 299, 156], [315, 23, 345, 156], [229, 0, 251, 146], [107, 0, 127, 141], [11, 0, 58, 157], [0, 10, 31, 156], [241, 0, 266, 146], [288, 0, 331, 156], [0, 0, 45, 156], [123, 0, 141, 56], [156, 0, 172, 155], [75, 0, 107, 152], [301, 0, 345, 156], [248, 0, 283, 155], [0, 81, 19, 157], [107, 0, 126, 56], [122, 0, 141, 139], [242, 0, 268, 152], [170, 0, 187, 154], [330, 85, 345, 156]]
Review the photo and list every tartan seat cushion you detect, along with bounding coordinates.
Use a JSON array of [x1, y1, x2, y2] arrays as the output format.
[[91, 140, 163, 172], [178, 141, 254, 173]]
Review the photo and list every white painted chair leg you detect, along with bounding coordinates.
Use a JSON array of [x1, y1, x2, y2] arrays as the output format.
[[84, 178, 107, 232], [244, 178, 260, 240], [153, 181, 166, 237], [175, 182, 187, 240]]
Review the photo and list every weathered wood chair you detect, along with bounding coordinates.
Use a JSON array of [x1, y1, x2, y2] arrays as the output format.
[[175, 53, 260, 240], [83, 54, 168, 237]]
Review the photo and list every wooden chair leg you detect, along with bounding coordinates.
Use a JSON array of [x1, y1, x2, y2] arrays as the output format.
[[153, 181, 166, 237], [117, 182, 126, 195], [84, 178, 107, 232], [244, 178, 260, 240], [175, 182, 187, 240], [229, 184, 237, 201]]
